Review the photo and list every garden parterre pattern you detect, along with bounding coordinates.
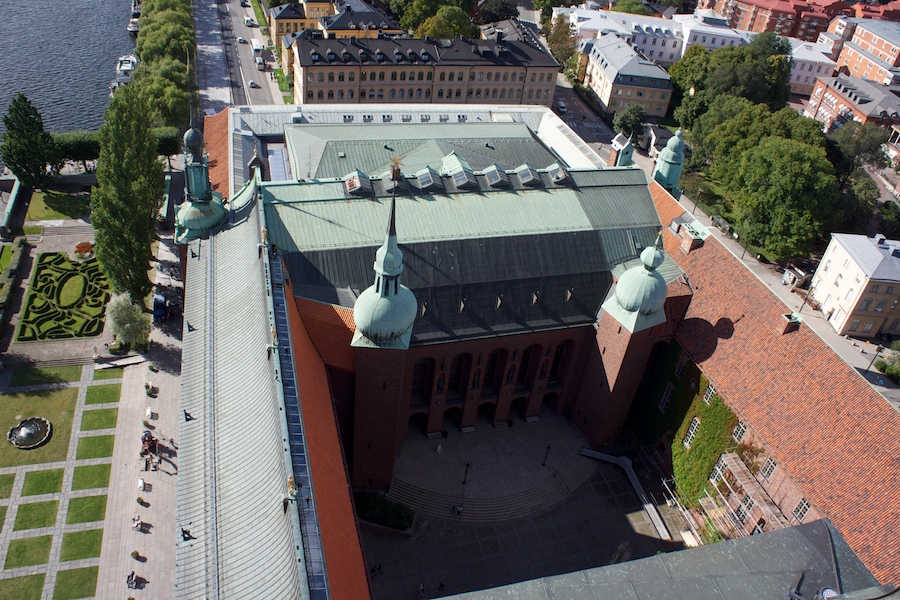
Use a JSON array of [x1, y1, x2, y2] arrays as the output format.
[[0, 366, 119, 597], [17, 253, 110, 342]]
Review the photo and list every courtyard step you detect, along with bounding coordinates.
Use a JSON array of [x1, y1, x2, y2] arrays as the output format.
[[386, 451, 599, 523], [39, 224, 94, 238]]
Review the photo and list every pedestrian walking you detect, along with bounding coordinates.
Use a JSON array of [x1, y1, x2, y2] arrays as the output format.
[[439, 580, 445, 592], [418, 583, 426, 598], [436, 444, 442, 454]]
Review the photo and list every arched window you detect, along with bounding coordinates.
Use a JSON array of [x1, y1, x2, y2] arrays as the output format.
[[327, 90, 334, 99], [308, 72, 314, 82], [328, 72, 334, 82], [469, 71, 475, 81], [348, 89, 354, 99], [359, 88, 366, 99], [348, 72, 355, 81], [456, 88, 461, 98], [475, 88, 482, 98], [495, 72, 500, 81], [400, 72, 406, 81], [378, 89, 384, 98], [307, 90, 313, 99], [317, 73, 324, 82], [440, 72, 446, 81], [378, 71, 385, 81], [338, 90, 344, 100], [416, 88, 422, 99], [478, 72, 483, 81], [408, 88, 413, 98], [408, 71, 414, 81], [468, 88, 474, 97], [438, 89, 444, 98], [519, 72, 524, 82], [448, 71, 454, 81], [527, 89, 533, 99], [491, 88, 497, 98], [500, 88, 506, 98], [317, 90, 323, 100], [361, 71, 367, 81], [369, 89, 375, 98], [426, 72, 432, 80], [391, 71, 397, 80], [516, 89, 522, 98], [544, 89, 550, 99], [399, 89, 405, 99], [425, 88, 430, 98], [370, 71, 376, 81], [487, 72, 492, 82], [338, 72, 345, 81], [503, 72, 508, 82], [539, 73, 544, 82], [390, 89, 396, 99]]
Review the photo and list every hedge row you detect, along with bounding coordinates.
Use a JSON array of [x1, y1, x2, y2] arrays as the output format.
[[51, 127, 181, 162], [0, 238, 27, 308], [353, 490, 414, 530]]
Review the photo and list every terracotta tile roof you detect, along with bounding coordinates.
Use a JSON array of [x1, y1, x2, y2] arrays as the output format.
[[203, 109, 230, 201], [650, 182, 900, 584], [285, 283, 371, 600], [293, 296, 356, 372]]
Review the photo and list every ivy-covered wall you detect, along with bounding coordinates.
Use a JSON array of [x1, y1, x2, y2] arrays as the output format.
[[626, 341, 737, 506]]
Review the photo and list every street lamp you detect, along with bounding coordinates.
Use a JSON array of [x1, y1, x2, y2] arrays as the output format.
[[865, 344, 884, 375], [693, 189, 702, 215], [542, 444, 552, 467], [463, 460, 471, 485]]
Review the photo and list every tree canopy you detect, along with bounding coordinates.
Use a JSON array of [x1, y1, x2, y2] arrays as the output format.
[[133, 58, 192, 128], [547, 14, 577, 65], [91, 84, 164, 305], [401, 0, 472, 32], [613, 103, 645, 140], [416, 6, 477, 38], [1, 94, 59, 187], [828, 121, 889, 187], [732, 137, 837, 259], [609, 0, 653, 15], [107, 294, 151, 348], [478, 0, 519, 23]]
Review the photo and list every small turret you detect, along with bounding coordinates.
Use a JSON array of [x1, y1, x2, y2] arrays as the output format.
[[652, 129, 685, 200], [601, 235, 668, 333], [175, 122, 227, 244]]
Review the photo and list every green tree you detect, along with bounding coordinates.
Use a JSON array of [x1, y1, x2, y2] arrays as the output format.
[[133, 59, 192, 128], [92, 84, 164, 306], [673, 91, 708, 130], [478, 0, 519, 23], [828, 121, 889, 187], [1, 94, 59, 187], [610, 0, 653, 14], [533, 0, 570, 20], [416, 6, 476, 38], [732, 136, 838, 259], [547, 14, 576, 65], [613, 103, 645, 140], [107, 294, 151, 348], [687, 94, 751, 165], [400, 0, 441, 31], [52, 131, 100, 171], [669, 44, 711, 96], [136, 20, 195, 64]]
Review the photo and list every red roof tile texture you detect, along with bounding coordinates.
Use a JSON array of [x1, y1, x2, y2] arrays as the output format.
[[293, 297, 357, 372], [203, 109, 231, 200], [285, 283, 371, 600], [650, 182, 900, 584]]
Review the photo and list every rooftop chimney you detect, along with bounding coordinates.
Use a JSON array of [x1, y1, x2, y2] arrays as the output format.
[[779, 313, 801, 335]]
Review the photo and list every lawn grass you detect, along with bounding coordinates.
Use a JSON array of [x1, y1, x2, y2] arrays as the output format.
[[0, 505, 6, 532], [93, 367, 124, 381], [0, 473, 14, 498], [0, 388, 78, 468], [23, 225, 43, 236], [21, 468, 64, 496], [85, 383, 120, 404], [53, 566, 98, 600], [80, 408, 117, 430], [60, 529, 103, 561], [75, 435, 115, 460], [5, 535, 53, 568], [14, 500, 59, 530], [0, 573, 44, 600], [71, 464, 111, 490], [0, 244, 11, 270], [26, 190, 91, 221], [66, 495, 107, 524], [9, 366, 82, 387]]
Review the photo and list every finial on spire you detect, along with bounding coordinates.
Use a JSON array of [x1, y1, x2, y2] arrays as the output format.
[[389, 154, 403, 182], [387, 197, 397, 237]]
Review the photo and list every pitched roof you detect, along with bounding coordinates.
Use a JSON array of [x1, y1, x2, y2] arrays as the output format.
[[285, 287, 370, 600], [270, 2, 306, 20], [292, 297, 356, 371], [320, 9, 399, 31], [204, 109, 231, 200], [582, 33, 672, 87], [833, 232, 900, 281], [650, 181, 900, 584]]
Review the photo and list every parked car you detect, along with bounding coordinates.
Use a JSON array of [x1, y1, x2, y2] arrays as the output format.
[[237, 36, 246, 44], [152, 294, 167, 323], [248, 80, 260, 88]]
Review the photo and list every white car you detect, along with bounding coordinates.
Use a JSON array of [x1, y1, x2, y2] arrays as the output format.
[[237, 36, 246, 44], [248, 80, 260, 88]]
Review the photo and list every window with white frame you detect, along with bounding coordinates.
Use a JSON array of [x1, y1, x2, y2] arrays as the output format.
[[872, 285, 881, 293], [888, 286, 895, 294], [709, 455, 727, 483], [863, 321, 875, 332], [823, 260, 831, 272], [735, 494, 754, 524], [835, 274, 842, 287], [861, 299, 872, 311], [760, 457, 776, 480], [703, 383, 716, 404], [793, 498, 810, 522], [849, 319, 860, 331], [683, 417, 700, 449], [876, 300, 886, 312], [658, 382, 674, 414], [732, 421, 747, 443], [675, 359, 686, 379]]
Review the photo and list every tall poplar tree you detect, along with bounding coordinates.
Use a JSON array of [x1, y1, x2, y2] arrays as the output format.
[[92, 84, 164, 306], [1, 93, 58, 187]]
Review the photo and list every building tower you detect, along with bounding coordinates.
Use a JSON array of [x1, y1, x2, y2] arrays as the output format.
[[608, 133, 635, 167], [574, 235, 670, 446], [175, 124, 226, 244], [652, 129, 685, 200], [350, 193, 418, 487]]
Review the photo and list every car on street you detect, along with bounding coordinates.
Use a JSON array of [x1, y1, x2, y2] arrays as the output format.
[[248, 80, 260, 88], [237, 36, 246, 44], [240, 0, 250, 5]]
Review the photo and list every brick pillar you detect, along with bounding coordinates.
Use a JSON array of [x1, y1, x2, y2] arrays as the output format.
[[351, 348, 407, 489]]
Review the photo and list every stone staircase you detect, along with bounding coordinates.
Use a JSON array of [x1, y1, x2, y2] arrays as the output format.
[[386, 451, 599, 523], [39, 224, 94, 238]]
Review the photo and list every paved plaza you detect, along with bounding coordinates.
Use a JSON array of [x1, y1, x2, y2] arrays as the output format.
[[365, 411, 683, 600]]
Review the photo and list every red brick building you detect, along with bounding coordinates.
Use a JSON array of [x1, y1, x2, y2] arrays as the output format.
[[698, 0, 845, 41]]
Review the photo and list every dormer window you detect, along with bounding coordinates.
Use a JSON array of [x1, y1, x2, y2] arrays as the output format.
[[421, 51, 430, 61]]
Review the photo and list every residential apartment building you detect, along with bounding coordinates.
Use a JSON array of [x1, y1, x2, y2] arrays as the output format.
[[804, 72, 900, 131], [579, 34, 673, 116], [832, 18, 900, 84], [788, 37, 836, 94], [268, 0, 401, 41], [811, 233, 900, 338], [698, 0, 846, 42], [672, 9, 745, 52], [289, 36, 560, 105]]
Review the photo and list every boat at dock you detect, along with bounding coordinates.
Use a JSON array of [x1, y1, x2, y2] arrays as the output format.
[[127, 17, 139, 35], [131, 0, 142, 18], [109, 54, 139, 97]]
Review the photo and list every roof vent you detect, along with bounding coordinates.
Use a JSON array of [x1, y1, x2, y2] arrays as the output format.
[[338, 151, 346, 158], [482, 165, 509, 187], [415, 167, 440, 189], [874, 234, 887, 245], [515, 163, 539, 186], [779, 313, 801, 335], [344, 170, 372, 194], [547, 163, 569, 183]]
